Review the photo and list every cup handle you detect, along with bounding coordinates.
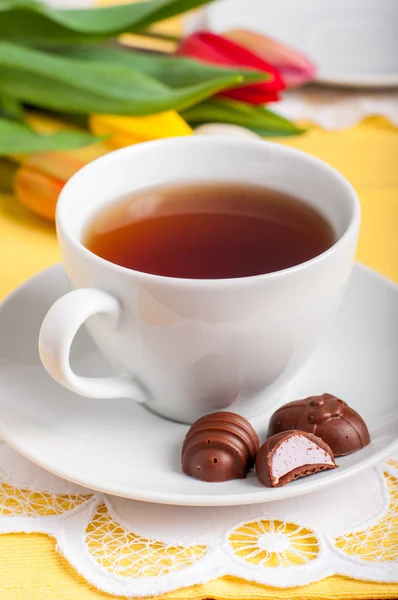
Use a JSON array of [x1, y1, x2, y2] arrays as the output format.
[[39, 288, 147, 403]]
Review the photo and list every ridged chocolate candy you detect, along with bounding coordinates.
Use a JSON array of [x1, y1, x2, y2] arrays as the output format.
[[268, 393, 370, 456], [256, 430, 337, 487], [181, 412, 259, 482]]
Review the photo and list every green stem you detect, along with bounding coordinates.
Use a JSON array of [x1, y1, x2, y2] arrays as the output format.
[[0, 158, 18, 192]]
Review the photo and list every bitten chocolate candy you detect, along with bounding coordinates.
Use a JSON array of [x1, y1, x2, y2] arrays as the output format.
[[181, 412, 259, 482], [256, 430, 337, 487], [268, 393, 370, 456]]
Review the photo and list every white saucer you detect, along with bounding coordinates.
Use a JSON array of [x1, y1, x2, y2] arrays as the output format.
[[197, 0, 398, 88], [0, 264, 397, 506]]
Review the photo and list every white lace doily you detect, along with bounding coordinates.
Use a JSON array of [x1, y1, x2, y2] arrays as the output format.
[[278, 88, 398, 130], [0, 441, 397, 597]]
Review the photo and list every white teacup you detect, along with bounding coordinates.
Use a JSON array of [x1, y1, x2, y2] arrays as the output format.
[[39, 137, 360, 424]]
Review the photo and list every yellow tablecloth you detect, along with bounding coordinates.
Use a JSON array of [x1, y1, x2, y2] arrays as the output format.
[[0, 117, 397, 599]]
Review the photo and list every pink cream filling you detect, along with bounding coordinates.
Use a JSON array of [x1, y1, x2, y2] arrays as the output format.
[[271, 435, 334, 483]]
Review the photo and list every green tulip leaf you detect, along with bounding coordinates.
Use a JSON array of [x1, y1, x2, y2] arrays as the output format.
[[0, 95, 23, 120], [0, 0, 214, 44], [0, 116, 101, 155], [182, 98, 305, 136], [60, 45, 270, 88], [0, 42, 265, 115]]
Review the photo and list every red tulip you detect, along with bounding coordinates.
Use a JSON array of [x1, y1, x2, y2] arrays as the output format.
[[226, 30, 316, 88], [176, 31, 285, 103]]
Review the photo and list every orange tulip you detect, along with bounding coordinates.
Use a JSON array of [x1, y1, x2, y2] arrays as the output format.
[[13, 144, 110, 222], [15, 144, 109, 181], [12, 111, 110, 221], [14, 166, 64, 222], [13, 110, 192, 222]]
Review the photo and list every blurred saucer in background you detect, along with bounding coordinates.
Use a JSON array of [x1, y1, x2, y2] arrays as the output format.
[[191, 0, 398, 88]]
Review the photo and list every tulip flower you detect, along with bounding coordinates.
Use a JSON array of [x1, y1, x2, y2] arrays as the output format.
[[12, 112, 108, 221], [13, 142, 111, 222], [225, 30, 316, 88], [14, 166, 64, 222], [13, 110, 193, 222], [89, 111, 192, 148], [176, 31, 285, 103]]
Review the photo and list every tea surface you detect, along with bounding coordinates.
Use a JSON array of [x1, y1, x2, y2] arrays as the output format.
[[84, 183, 335, 279]]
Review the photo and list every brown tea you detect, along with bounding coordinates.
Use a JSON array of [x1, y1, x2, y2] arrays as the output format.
[[84, 182, 335, 279]]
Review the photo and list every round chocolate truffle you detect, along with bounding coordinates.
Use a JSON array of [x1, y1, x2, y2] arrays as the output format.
[[268, 393, 370, 456], [256, 430, 337, 487], [181, 412, 259, 482]]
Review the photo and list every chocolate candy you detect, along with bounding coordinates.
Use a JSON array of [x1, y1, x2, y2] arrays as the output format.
[[181, 412, 259, 482], [256, 430, 337, 487], [268, 393, 370, 456]]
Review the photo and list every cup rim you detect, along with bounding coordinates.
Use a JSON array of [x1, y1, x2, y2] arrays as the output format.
[[57, 137, 361, 288]]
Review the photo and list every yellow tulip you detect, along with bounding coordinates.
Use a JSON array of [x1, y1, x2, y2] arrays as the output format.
[[89, 111, 192, 148]]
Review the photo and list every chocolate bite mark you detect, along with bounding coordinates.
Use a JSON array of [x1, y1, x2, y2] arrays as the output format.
[[256, 431, 337, 488], [271, 434, 334, 484]]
